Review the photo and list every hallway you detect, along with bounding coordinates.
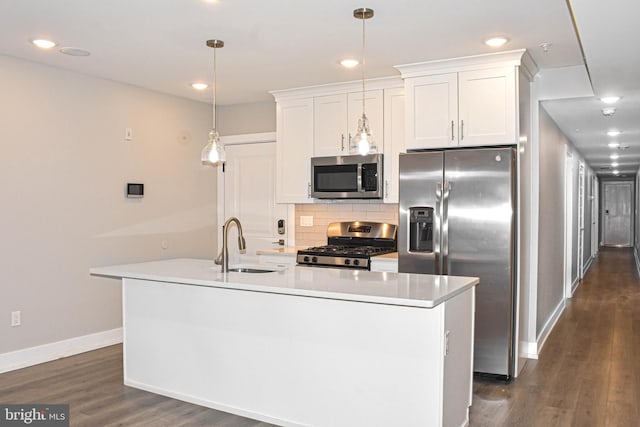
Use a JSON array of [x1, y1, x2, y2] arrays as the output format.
[[471, 247, 640, 426], [1, 248, 639, 426]]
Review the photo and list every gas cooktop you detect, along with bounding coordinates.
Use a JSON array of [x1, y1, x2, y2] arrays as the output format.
[[297, 221, 397, 270]]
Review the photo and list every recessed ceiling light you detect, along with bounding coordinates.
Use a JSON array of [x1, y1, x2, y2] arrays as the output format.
[[608, 142, 620, 148], [602, 107, 616, 116], [607, 130, 621, 137], [191, 82, 209, 90], [340, 59, 359, 68], [600, 96, 621, 104], [540, 42, 552, 52], [59, 47, 91, 56], [610, 154, 620, 159], [611, 162, 619, 167], [32, 39, 56, 49], [485, 37, 509, 48]]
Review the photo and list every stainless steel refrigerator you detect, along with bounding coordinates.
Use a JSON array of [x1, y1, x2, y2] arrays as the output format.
[[398, 147, 516, 379]]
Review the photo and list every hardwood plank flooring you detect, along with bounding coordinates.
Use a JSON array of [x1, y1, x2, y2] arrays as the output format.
[[1, 247, 639, 426], [472, 247, 640, 426]]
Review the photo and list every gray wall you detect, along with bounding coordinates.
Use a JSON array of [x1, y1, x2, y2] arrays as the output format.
[[536, 106, 568, 333], [217, 101, 276, 135], [1, 55, 216, 354]]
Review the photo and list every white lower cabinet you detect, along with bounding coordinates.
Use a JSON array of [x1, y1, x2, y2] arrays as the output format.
[[370, 256, 399, 272]]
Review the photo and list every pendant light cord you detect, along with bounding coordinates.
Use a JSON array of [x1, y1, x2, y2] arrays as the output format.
[[361, 14, 366, 116], [212, 46, 217, 131]]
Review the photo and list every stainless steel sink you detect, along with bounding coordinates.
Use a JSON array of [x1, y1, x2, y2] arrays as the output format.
[[227, 267, 279, 273]]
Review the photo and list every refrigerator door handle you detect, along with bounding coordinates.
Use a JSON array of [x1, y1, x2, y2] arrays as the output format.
[[442, 181, 451, 275], [434, 182, 442, 274]]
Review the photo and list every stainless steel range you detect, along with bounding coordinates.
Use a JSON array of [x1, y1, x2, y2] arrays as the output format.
[[297, 221, 397, 270]]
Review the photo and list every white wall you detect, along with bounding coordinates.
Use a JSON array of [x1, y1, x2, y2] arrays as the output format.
[[0, 55, 216, 355]]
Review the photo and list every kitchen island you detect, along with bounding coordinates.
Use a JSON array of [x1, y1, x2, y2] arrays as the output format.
[[91, 258, 478, 427]]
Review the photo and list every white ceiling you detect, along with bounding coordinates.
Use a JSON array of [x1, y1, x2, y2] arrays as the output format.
[[1, 0, 637, 177]]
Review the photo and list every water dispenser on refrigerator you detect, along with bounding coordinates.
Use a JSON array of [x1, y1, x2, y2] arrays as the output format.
[[409, 207, 433, 252]]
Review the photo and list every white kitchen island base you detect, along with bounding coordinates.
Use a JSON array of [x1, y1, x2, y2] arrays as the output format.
[[93, 259, 477, 427]]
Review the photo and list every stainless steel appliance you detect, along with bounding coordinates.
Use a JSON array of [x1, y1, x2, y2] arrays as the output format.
[[297, 221, 397, 269], [398, 147, 516, 380], [310, 154, 383, 199]]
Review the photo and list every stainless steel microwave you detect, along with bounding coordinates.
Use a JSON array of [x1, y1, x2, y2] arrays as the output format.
[[310, 154, 383, 199]]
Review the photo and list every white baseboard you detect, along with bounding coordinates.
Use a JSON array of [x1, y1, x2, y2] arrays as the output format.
[[536, 299, 565, 356], [583, 256, 594, 275], [519, 340, 539, 360], [0, 328, 123, 374], [571, 276, 580, 296]]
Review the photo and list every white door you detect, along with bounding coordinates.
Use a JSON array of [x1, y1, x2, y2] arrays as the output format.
[[220, 139, 288, 264], [603, 181, 632, 247], [577, 163, 585, 279], [564, 148, 574, 298], [592, 175, 598, 255]]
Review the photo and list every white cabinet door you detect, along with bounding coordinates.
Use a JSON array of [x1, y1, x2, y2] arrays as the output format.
[[347, 89, 384, 153], [405, 73, 458, 150], [223, 142, 288, 264], [276, 98, 314, 203], [458, 67, 516, 146], [383, 87, 405, 203], [314, 94, 348, 156]]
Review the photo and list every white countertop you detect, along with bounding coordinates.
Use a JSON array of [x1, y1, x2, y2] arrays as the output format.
[[91, 258, 477, 308]]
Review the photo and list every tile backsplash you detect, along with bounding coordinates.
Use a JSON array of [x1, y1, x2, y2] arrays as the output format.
[[295, 203, 398, 247]]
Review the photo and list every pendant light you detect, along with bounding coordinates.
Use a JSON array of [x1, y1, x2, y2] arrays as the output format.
[[201, 39, 225, 165], [349, 7, 377, 156]]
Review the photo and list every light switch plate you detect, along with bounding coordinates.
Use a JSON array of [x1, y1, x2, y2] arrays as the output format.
[[300, 216, 314, 227]]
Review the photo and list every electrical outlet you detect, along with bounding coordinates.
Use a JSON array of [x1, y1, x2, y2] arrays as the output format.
[[11, 311, 21, 327], [125, 127, 133, 141], [300, 215, 314, 227]]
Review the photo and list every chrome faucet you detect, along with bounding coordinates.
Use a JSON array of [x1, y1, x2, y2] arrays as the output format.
[[215, 216, 247, 272]]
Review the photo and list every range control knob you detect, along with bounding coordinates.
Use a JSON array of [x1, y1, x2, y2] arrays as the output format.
[[353, 259, 360, 266], [303, 256, 310, 262], [344, 259, 351, 265], [311, 256, 318, 263]]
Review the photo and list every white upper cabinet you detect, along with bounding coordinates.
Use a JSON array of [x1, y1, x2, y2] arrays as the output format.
[[313, 94, 348, 156], [347, 90, 384, 154], [404, 73, 458, 148], [396, 50, 535, 151], [275, 97, 314, 203], [313, 90, 384, 157], [458, 67, 516, 146], [272, 78, 401, 204]]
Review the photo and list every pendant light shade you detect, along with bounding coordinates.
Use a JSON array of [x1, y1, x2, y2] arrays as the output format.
[[349, 7, 377, 156], [201, 39, 225, 166]]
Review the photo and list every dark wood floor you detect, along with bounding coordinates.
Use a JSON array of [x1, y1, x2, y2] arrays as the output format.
[[1, 247, 638, 426], [471, 247, 640, 427]]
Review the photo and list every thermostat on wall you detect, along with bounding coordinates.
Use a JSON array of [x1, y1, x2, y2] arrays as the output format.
[[127, 183, 144, 198]]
